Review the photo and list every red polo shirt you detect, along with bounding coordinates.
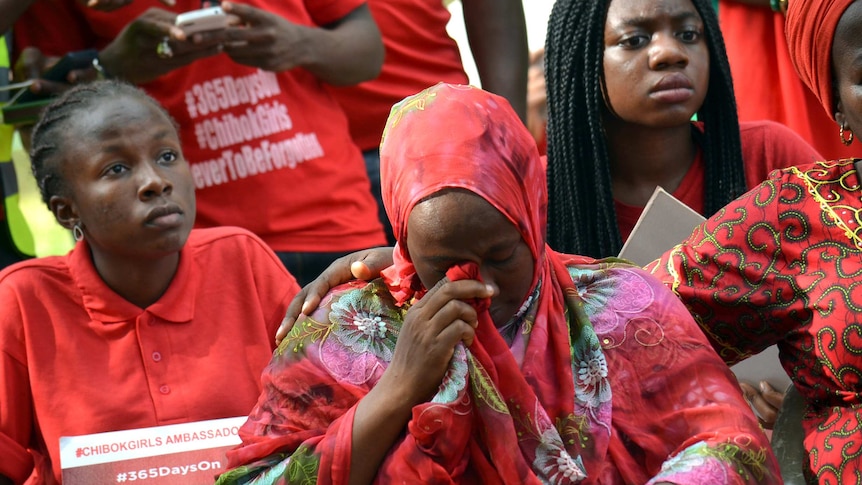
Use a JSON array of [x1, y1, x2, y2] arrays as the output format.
[[615, 120, 823, 239], [0, 226, 299, 483]]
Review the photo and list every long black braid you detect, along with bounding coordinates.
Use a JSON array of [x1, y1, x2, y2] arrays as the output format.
[[544, 0, 744, 258], [30, 80, 174, 208]]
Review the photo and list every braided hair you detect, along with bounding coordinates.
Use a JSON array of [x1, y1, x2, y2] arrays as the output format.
[[544, 0, 744, 258], [30, 80, 174, 208]]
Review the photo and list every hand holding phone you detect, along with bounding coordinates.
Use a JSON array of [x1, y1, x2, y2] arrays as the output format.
[[2, 49, 99, 126], [15, 49, 99, 104], [175, 6, 232, 35]]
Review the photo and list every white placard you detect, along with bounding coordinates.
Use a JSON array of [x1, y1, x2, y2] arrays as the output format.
[[59, 416, 246, 485]]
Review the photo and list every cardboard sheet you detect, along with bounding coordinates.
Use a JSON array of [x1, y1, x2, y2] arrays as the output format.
[[619, 186, 791, 393]]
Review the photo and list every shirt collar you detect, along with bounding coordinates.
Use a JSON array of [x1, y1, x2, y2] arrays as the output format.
[[69, 240, 197, 324]]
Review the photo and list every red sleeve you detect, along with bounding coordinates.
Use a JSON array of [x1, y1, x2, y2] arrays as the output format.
[[645, 172, 793, 364], [0, 270, 36, 483], [740, 120, 824, 189]]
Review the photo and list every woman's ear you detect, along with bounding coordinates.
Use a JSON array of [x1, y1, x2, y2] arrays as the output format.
[[835, 100, 846, 129], [834, 84, 847, 127], [49, 195, 78, 231]]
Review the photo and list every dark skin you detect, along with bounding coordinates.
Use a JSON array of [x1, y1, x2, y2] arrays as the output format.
[[50, 95, 196, 308], [606, 122, 698, 206], [740, 381, 785, 427], [602, 0, 710, 207], [462, 0, 529, 122], [832, 0, 862, 146]]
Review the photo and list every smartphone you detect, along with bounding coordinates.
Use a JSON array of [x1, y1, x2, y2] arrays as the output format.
[[175, 6, 230, 35], [15, 49, 98, 104], [1, 49, 98, 126]]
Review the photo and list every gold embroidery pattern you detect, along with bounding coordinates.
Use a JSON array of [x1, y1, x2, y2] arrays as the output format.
[[791, 159, 862, 249]]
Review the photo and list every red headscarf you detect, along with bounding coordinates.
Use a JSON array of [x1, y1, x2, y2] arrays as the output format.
[[379, 83, 548, 303], [785, 0, 856, 120], [376, 83, 601, 482]]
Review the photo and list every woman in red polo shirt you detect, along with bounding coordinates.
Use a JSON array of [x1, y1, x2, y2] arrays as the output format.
[[0, 80, 300, 484]]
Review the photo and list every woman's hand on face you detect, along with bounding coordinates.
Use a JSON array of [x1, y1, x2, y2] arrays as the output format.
[[276, 247, 394, 345], [380, 278, 495, 405], [97, 7, 223, 85]]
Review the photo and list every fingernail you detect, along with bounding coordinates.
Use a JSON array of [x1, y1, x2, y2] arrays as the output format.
[[350, 261, 367, 279], [301, 300, 313, 314]]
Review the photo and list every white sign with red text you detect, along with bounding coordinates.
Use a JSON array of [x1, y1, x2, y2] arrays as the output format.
[[59, 416, 246, 484]]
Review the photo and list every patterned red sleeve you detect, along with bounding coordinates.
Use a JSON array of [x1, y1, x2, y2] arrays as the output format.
[[646, 170, 794, 365]]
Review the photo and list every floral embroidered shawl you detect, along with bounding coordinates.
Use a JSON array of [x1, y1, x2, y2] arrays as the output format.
[[216, 84, 780, 484]]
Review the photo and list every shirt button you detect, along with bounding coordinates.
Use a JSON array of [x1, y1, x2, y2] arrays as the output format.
[[152, 352, 162, 362], [159, 385, 171, 395]]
